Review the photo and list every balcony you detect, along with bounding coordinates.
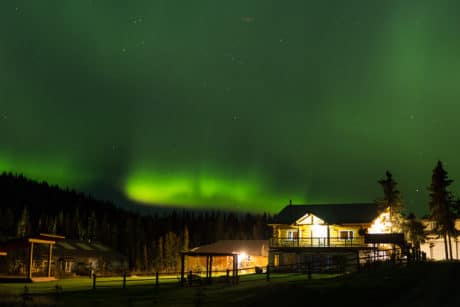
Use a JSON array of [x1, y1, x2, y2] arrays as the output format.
[[269, 237, 367, 248]]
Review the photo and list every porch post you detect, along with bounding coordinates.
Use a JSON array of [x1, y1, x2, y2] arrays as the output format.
[[232, 254, 237, 284], [373, 243, 376, 262], [205, 256, 209, 278], [456, 239, 458, 260], [209, 256, 213, 283], [297, 226, 300, 247], [27, 242, 34, 279], [356, 250, 360, 273], [235, 254, 239, 284], [47, 243, 53, 277], [180, 253, 185, 286], [310, 230, 313, 247], [327, 225, 330, 247]]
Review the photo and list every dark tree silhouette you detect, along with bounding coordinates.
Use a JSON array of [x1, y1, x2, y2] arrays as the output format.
[[428, 161, 457, 260], [403, 212, 426, 253], [378, 171, 403, 232], [0, 172, 272, 272]]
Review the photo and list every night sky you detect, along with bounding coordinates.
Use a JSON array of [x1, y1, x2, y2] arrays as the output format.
[[1, 0, 460, 214]]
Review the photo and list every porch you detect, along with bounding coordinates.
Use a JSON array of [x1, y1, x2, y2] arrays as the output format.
[[269, 237, 367, 248]]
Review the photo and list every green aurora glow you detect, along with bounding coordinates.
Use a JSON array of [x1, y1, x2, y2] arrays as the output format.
[[124, 169, 286, 211], [2, 0, 460, 213]]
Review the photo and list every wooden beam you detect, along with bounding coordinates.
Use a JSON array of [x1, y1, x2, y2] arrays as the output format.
[[233, 254, 238, 284], [27, 242, 34, 279], [28, 238, 55, 245], [180, 253, 185, 287], [209, 256, 213, 282], [205, 256, 209, 279], [356, 250, 360, 273], [232, 255, 236, 284], [47, 243, 53, 277]]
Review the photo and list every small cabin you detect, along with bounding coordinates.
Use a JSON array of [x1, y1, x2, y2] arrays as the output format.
[[0, 234, 127, 280], [53, 239, 128, 277]]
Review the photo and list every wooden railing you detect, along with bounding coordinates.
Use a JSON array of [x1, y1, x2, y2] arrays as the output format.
[[269, 237, 366, 248]]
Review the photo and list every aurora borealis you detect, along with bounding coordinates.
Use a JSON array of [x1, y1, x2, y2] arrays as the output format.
[[2, 1, 460, 214]]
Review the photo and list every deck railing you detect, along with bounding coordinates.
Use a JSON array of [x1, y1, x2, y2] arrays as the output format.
[[269, 237, 367, 248]]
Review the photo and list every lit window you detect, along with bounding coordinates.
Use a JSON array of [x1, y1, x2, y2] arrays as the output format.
[[339, 230, 354, 240], [274, 254, 279, 267], [65, 261, 73, 273], [287, 230, 298, 240]]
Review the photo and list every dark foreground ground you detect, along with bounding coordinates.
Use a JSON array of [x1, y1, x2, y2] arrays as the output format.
[[1, 262, 460, 307]]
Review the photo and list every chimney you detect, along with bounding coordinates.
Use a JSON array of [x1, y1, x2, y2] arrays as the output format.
[[289, 199, 292, 206]]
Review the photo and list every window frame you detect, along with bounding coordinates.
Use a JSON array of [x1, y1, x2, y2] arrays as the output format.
[[339, 230, 354, 241]]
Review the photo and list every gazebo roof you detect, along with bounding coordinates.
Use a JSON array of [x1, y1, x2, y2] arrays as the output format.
[[185, 240, 269, 257]]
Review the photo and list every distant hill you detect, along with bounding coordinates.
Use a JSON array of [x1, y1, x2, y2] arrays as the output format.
[[0, 172, 271, 271]]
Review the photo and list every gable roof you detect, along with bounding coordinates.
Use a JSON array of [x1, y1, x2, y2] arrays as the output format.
[[190, 240, 268, 257], [54, 239, 126, 259], [272, 203, 381, 225], [0, 233, 64, 249]]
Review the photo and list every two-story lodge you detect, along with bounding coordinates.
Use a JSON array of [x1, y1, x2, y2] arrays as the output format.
[[268, 202, 407, 272]]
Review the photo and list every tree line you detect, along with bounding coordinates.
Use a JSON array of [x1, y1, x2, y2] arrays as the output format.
[[3, 159, 460, 269], [377, 160, 460, 260], [0, 172, 271, 272]]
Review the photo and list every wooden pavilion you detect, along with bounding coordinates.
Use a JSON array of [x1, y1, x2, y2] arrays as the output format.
[[0, 233, 64, 281], [180, 251, 239, 286]]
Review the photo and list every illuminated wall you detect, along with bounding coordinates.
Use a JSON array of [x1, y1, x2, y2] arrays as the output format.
[[270, 213, 370, 247], [420, 219, 460, 260]]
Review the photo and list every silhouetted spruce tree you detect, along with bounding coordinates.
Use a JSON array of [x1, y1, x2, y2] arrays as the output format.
[[87, 211, 97, 243], [182, 225, 190, 252], [428, 161, 457, 260], [17, 207, 30, 237], [0, 172, 274, 272], [155, 236, 164, 271], [164, 232, 180, 272], [49, 216, 57, 234], [378, 171, 404, 232], [0, 208, 15, 238], [403, 213, 426, 252]]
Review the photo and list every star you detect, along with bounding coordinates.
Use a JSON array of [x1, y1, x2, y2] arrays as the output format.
[[241, 16, 255, 23]]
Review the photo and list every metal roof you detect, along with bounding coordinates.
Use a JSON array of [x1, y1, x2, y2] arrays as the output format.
[[0, 234, 64, 249], [188, 240, 269, 256]]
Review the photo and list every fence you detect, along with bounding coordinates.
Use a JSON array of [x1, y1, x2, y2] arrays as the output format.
[[88, 247, 418, 290], [92, 271, 179, 290], [4, 247, 422, 302]]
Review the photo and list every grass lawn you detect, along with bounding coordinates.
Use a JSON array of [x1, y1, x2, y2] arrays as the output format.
[[1, 263, 460, 306]]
